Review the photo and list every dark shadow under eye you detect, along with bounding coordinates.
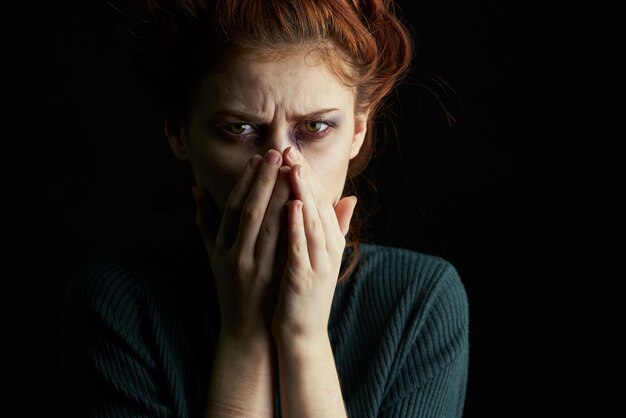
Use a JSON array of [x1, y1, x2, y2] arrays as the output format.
[[294, 120, 335, 142]]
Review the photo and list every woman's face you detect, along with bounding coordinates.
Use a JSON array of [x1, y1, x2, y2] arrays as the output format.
[[167, 50, 368, 213]]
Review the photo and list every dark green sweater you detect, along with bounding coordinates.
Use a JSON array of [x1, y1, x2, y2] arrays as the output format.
[[61, 232, 469, 417]]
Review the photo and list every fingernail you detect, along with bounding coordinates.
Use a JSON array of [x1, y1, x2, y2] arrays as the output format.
[[288, 146, 299, 161], [265, 149, 280, 165], [352, 196, 358, 205], [250, 154, 263, 169], [297, 165, 304, 179]]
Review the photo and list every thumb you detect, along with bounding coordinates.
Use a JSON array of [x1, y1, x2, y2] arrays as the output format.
[[192, 186, 219, 255], [334, 195, 358, 237]]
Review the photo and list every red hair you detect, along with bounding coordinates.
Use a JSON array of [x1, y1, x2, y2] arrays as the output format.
[[134, 0, 414, 282]]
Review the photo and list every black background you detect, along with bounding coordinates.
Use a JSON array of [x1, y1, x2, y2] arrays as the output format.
[[28, 0, 622, 416]]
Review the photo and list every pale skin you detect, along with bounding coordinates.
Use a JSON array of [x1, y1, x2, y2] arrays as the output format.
[[166, 49, 368, 417]]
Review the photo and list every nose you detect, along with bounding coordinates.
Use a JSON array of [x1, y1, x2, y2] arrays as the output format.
[[259, 125, 293, 156]]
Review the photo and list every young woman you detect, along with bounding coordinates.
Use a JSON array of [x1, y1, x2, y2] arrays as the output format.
[[61, 1, 469, 417]]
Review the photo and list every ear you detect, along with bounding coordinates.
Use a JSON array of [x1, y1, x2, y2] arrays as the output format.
[[165, 118, 190, 161], [349, 113, 368, 160]]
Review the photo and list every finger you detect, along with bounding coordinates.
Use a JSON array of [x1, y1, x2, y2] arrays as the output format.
[[282, 146, 324, 199], [333, 196, 358, 237], [282, 145, 301, 167], [237, 149, 283, 257], [255, 165, 292, 274], [286, 200, 310, 276], [290, 164, 326, 267], [283, 146, 339, 234], [216, 154, 263, 250], [192, 186, 220, 256], [275, 212, 289, 275], [287, 148, 346, 251]]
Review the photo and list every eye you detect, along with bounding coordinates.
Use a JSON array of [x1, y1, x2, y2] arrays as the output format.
[[227, 123, 255, 135], [212, 121, 260, 145], [295, 120, 334, 141], [302, 120, 328, 133]]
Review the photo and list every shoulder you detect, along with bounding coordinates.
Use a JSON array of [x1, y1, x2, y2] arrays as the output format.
[[345, 242, 469, 364], [350, 242, 467, 307], [346, 243, 469, 398], [66, 250, 141, 306], [337, 242, 468, 344], [331, 243, 469, 406], [63, 244, 183, 320]]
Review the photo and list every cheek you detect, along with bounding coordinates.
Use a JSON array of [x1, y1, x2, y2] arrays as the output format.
[[305, 148, 351, 204], [303, 129, 354, 203], [189, 142, 253, 213]]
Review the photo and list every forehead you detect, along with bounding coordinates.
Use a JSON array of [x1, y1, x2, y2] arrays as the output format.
[[197, 51, 355, 115]]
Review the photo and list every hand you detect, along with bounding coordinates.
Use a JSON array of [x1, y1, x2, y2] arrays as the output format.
[[193, 150, 293, 341], [272, 147, 357, 342]]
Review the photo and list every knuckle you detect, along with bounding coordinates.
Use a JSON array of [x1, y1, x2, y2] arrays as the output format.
[[256, 171, 275, 186], [273, 192, 290, 208], [292, 237, 305, 254], [242, 206, 262, 222], [234, 253, 252, 274], [260, 222, 274, 237], [308, 218, 319, 232], [224, 200, 240, 216], [291, 219, 302, 234]]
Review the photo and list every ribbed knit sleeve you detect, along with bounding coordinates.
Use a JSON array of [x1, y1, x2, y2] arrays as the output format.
[[61, 247, 215, 418], [377, 265, 469, 417], [61, 252, 173, 418], [328, 245, 469, 418]]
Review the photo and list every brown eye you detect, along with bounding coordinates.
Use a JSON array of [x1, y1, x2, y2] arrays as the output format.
[[303, 120, 324, 133], [229, 123, 252, 134], [293, 120, 335, 142]]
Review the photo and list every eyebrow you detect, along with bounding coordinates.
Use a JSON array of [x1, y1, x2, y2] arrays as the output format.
[[213, 108, 340, 123]]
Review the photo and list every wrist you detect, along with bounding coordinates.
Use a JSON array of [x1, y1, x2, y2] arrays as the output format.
[[208, 332, 276, 418], [220, 319, 273, 342], [271, 315, 330, 344], [273, 330, 331, 357], [219, 328, 273, 348]]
